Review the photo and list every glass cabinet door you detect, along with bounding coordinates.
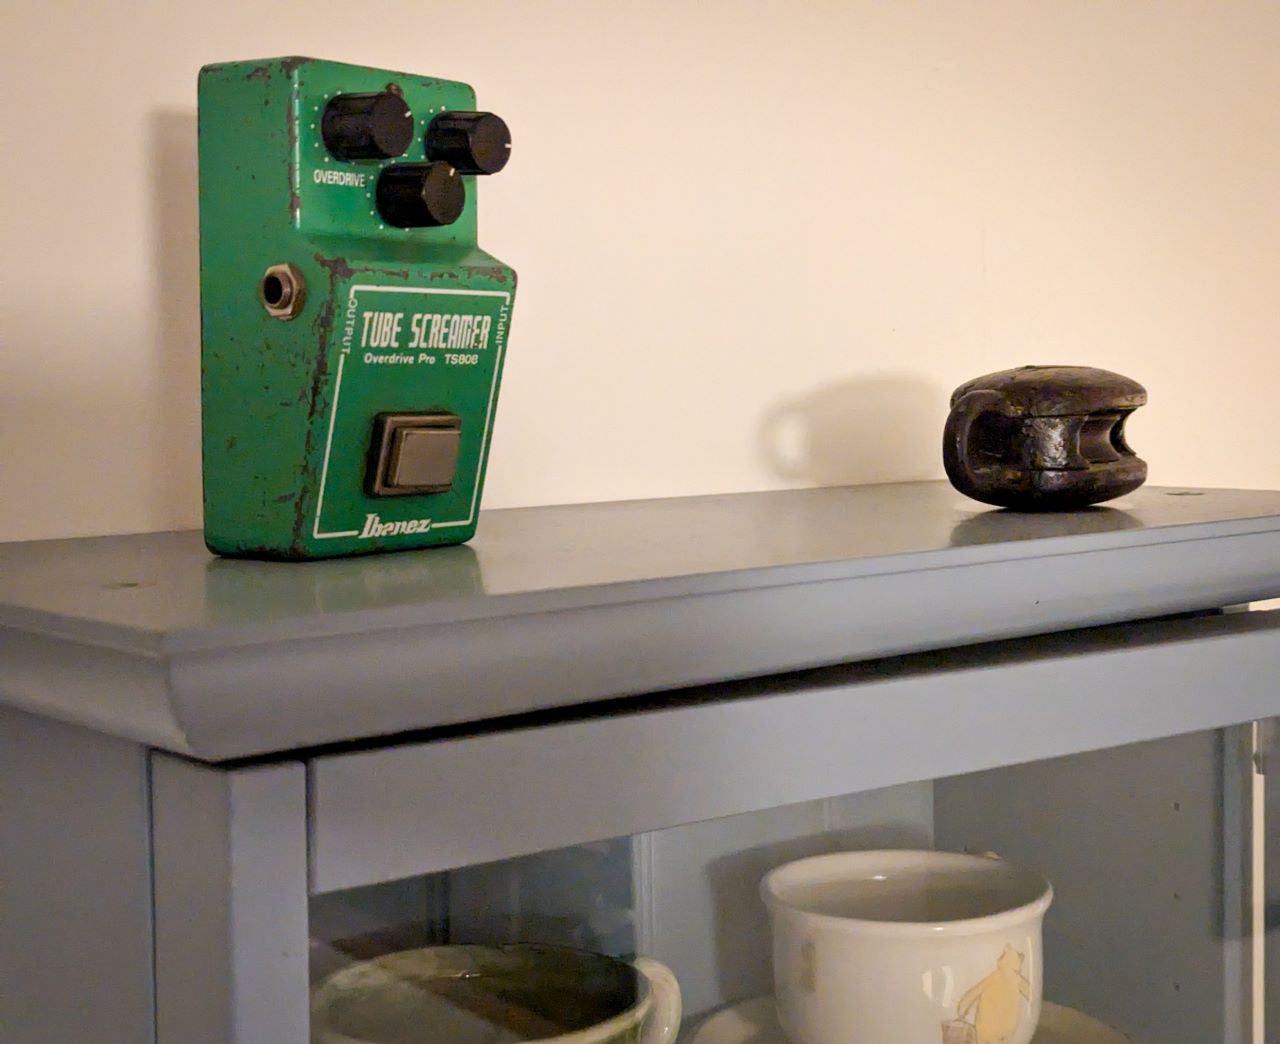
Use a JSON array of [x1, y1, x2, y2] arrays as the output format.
[[309, 724, 1262, 1043]]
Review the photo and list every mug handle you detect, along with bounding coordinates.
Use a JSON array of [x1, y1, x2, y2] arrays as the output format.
[[633, 956, 682, 1044], [942, 389, 1005, 496]]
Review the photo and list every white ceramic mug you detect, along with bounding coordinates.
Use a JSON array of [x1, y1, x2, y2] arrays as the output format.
[[761, 850, 1053, 1044], [311, 944, 681, 1044]]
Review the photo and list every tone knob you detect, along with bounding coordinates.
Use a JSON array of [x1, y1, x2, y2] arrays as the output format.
[[376, 162, 466, 228], [425, 112, 511, 175], [322, 91, 414, 160]]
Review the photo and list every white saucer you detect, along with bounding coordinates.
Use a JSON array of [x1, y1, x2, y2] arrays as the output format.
[[687, 996, 1137, 1044]]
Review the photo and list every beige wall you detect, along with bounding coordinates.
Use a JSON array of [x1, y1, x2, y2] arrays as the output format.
[[3, 2, 1278, 542]]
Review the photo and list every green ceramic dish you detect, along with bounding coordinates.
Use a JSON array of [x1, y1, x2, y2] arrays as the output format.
[[311, 944, 681, 1044]]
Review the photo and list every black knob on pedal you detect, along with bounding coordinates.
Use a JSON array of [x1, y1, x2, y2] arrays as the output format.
[[425, 112, 511, 174], [323, 91, 414, 160], [376, 162, 466, 228]]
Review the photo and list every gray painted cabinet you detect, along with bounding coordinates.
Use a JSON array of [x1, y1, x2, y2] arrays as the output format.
[[2, 482, 1279, 1042]]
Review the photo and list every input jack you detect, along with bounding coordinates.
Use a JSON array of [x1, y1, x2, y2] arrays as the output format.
[[261, 263, 306, 320]]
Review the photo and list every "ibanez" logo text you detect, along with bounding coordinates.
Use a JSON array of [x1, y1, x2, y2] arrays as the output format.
[[360, 513, 433, 538]]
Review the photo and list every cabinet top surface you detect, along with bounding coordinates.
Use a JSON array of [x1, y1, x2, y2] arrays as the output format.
[[6, 480, 1280, 758], [3, 481, 1280, 653]]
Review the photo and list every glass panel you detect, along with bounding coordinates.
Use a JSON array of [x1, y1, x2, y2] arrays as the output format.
[[936, 727, 1252, 1043], [308, 727, 1256, 1043]]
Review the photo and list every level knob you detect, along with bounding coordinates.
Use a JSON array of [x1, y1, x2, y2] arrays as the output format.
[[322, 91, 414, 160], [425, 112, 511, 175], [376, 162, 466, 228]]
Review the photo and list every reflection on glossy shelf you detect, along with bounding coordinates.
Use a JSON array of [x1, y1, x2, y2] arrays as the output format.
[[685, 995, 1136, 1044]]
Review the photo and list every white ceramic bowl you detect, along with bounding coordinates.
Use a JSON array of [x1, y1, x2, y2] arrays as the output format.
[[761, 850, 1053, 1044]]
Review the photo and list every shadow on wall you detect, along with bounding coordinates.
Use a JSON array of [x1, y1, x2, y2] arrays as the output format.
[[147, 108, 203, 528], [758, 374, 946, 487]]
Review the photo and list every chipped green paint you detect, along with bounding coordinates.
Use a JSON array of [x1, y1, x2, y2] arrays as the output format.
[[199, 57, 516, 559]]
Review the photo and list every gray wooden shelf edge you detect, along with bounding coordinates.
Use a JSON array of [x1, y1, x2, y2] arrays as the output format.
[[3, 482, 1280, 760]]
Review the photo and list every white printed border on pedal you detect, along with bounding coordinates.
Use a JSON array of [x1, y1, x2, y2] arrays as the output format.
[[313, 285, 512, 540]]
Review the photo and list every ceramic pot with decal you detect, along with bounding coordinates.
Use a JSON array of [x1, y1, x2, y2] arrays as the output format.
[[762, 850, 1053, 1044]]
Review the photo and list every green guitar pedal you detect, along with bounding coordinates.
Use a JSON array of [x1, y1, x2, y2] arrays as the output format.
[[198, 56, 515, 559]]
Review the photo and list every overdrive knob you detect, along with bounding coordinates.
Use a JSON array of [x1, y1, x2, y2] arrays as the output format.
[[376, 162, 466, 228], [322, 91, 414, 160], [425, 112, 511, 174]]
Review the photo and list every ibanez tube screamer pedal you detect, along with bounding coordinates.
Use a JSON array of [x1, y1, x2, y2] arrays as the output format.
[[198, 57, 515, 558]]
